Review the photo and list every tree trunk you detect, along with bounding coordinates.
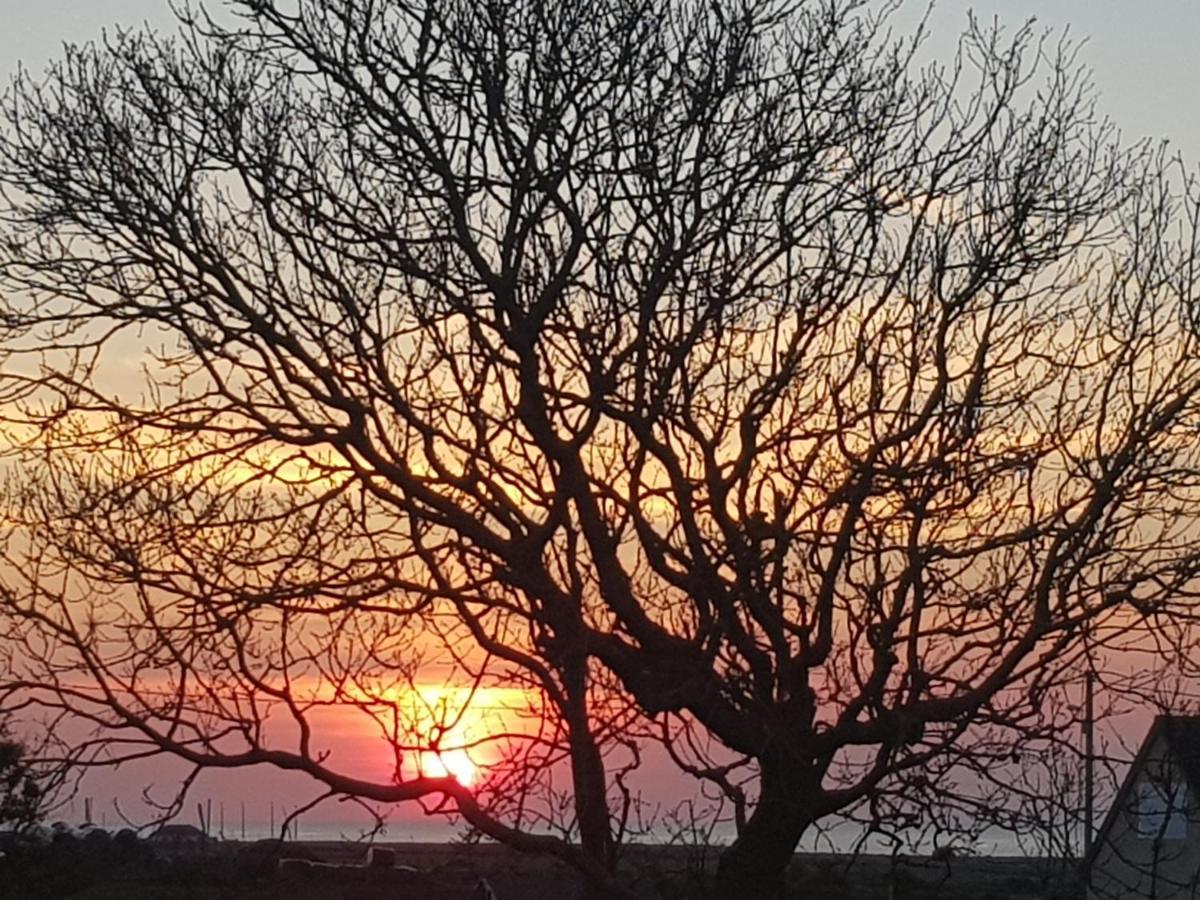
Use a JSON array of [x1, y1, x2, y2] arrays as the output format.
[[562, 657, 616, 900], [714, 758, 813, 900], [570, 716, 615, 900]]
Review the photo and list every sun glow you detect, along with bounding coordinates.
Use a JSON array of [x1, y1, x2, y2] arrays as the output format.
[[334, 683, 537, 786], [421, 748, 479, 786]]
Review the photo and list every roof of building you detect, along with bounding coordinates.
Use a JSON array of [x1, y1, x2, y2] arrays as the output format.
[[1087, 713, 1200, 869]]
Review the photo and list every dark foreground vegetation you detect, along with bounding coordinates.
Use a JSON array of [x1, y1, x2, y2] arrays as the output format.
[[0, 831, 1083, 899]]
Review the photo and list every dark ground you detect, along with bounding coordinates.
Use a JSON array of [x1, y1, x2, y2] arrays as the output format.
[[0, 832, 1084, 899]]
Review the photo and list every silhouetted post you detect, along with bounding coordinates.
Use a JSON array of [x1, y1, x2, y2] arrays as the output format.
[[241, 802, 246, 840], [270, 801, 275, 836], [1084, 671, 1095, 858], [219, 802, 225, 839]]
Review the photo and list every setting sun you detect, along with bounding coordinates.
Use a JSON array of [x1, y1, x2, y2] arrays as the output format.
[[421, 749, 478, 787]]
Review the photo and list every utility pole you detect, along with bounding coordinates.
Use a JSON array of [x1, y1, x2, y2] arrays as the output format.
[[1084, 670, 1095, 858]]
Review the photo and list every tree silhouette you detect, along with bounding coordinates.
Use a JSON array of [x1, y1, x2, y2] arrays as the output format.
[[0, 724, 47, 833], [3, 1, 1200, 896]]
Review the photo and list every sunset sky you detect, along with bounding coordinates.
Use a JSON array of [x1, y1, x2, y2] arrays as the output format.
[[2, 0, 1200, 846]]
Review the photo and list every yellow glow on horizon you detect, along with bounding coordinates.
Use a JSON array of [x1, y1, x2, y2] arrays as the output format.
[[420, 748, 478, 786], [330, 682, 541, 786]]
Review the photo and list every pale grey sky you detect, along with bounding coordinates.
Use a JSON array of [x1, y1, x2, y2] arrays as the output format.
[[0, 1, 1197, 159]]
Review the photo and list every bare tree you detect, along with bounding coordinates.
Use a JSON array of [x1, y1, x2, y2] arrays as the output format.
[[3, 0, 1200, 896]]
